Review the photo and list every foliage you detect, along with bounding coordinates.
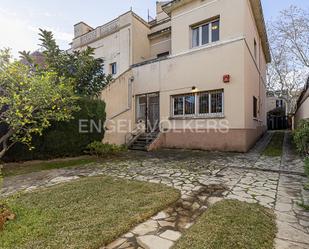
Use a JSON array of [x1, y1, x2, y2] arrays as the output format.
[[4, 98, 106, 161], [267, 5, 309, 113], [20, 29, 112, 97], [0, 48, 11, 68], [2, 158, 98, 177], [0, 51, 79, 159], [293, 119, 309, 155], [0, 176, 179, 249], [174, 200, 276, 249], [86, 141, 127, 157]]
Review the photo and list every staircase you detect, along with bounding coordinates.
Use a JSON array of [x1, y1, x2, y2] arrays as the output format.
[[129, 132, 159, 151]]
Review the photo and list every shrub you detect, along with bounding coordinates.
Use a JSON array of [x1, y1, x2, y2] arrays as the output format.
[[293, 119, 309, 155], [4, 98, 106, 162], [86, 142, 127, 157]]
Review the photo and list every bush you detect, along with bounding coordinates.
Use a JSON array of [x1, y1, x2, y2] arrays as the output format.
[[86, 142, 127, 157], [293, 119, 309, 155], [4, 98, 106, 162]]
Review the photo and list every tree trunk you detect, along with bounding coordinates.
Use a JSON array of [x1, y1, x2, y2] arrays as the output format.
[[0, 129, 14, 159]]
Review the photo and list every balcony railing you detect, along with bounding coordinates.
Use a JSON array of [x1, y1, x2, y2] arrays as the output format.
[[78, 19, 120, 47]]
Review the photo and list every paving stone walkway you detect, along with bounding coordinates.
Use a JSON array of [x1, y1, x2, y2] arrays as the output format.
[[1, 131, 308, 249]]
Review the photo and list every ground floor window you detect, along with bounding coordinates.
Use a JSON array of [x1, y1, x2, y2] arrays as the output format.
[[171, 89, 224, 118], [253, 96, 258, 118]]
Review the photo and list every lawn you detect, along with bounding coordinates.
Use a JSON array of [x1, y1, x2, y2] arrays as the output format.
[[262, 132, 285, 157], [2, 157, 98, 177], [173, 200, 277, 249], [0, 176, 180, 249]]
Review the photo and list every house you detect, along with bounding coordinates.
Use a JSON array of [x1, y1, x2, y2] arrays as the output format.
[[71, 0, 271, 152], [266, 91, 286, 114], [266, 91, 289, 130], [294, 77, 309, 129]]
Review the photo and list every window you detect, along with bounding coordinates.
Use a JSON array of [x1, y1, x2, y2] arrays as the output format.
[[198, 92, 209, 114], [137, 95, 147, 121], [253, 96, 258, 118], [172, 90, 224, 117], [173, 96, 184, 116], [110, 62, 117, 75], [157, 52, 170, 58], [185, 94, 196, 115], [210, 91, 223, 113], [254, 39, 257, 59], [276, 99, 284, 108], [192, 18, 220, 48]]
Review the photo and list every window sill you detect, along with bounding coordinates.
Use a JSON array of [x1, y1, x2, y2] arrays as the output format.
[[169, 115, 225, 120], [191, 41, 220, 50]]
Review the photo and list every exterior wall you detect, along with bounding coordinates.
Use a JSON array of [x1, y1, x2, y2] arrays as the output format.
[[72, 12, 151, 77], [266, 95, 286, 113], [99, 0, 269, 152], [149, 34, 172, 58], [101, 70, 135, 144], [132, 16, 151, 64], [133, 40, 245, 130], [295, 91, 309, 128], [156, 2, 170, 22], [163, 128, 264, 152], [171, 0, 245, 55], [243, 0, 267, 143]]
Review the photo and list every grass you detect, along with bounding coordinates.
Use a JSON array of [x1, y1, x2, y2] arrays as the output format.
[[0, 176, 180, 249], [2, 157, 98, 177], [262, 132, 285, 157], [173, 200, 277, 249]]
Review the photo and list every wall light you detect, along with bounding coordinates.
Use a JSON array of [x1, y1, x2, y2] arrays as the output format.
[[192, 86, 197, 92]]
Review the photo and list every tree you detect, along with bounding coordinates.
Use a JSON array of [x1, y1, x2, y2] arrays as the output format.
[[21, 29, 112, 97], [267, 5, 309, 114], [0, 51, 79, 158]]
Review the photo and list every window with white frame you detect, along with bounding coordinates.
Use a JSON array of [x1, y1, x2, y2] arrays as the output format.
[[172, 90, 224, 117], [192, 18, 220, 48]]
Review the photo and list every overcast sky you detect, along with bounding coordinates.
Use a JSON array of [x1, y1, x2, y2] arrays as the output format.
[[0, 0, 308, 58]]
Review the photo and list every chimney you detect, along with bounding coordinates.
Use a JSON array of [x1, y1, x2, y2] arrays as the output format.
[[74, 22, 93, 38]]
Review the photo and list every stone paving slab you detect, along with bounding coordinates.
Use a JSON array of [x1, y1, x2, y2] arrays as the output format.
[[1, 131, 308, 249]]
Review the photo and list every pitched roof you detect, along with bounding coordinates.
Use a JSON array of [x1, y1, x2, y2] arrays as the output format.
[[162, 0, 271, 63]]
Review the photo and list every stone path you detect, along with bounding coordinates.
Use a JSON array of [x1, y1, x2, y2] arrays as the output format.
[[1, 131, 308, 249]]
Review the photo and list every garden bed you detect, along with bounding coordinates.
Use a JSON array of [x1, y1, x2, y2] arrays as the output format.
[[0, 176, 180, 249], [173, 200, 277, 249]]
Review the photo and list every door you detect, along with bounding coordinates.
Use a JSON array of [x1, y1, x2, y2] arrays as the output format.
[[136, 93, 160, 133]]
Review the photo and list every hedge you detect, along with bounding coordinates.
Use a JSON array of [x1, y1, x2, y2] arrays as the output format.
[[3, 98, 106, 162], [293, 119, 309, 156]]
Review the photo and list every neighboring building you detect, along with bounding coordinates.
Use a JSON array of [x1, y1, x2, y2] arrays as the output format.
[[266, 91, 286, 114], [71, 0, 271, 152], [294, 77, 309, 129], [266, 91, 289, 130]]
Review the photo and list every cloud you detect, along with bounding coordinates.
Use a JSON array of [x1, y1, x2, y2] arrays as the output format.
[[28, 25, 73, 43], [0, 9, 38, 58], [0, 7, 72, 58]]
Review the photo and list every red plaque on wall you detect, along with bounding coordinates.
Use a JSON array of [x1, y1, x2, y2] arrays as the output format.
[[223, 74, 231, 83]]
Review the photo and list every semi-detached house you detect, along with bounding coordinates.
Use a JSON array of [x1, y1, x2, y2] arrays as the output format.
[[71, 0, 271, 152]]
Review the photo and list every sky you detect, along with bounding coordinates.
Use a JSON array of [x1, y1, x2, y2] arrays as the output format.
[[0, 0, 308, 58]]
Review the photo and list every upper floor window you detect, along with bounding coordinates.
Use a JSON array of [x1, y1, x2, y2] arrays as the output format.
[[110, 62, 117, 75], [192, 18, 220, 48], [157, 51, 170, 58], [276, 99, 284, 108]]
